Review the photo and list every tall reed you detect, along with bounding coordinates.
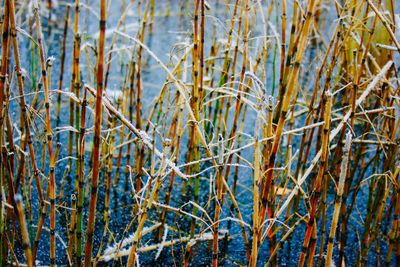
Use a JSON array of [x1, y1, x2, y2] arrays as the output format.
[[83, 0, 106, 265], [15, 195, 33, 267], [325, 131, 352, 266]]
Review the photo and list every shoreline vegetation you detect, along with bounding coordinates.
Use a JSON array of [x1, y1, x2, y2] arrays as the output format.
[[0, 0, 399, 266]]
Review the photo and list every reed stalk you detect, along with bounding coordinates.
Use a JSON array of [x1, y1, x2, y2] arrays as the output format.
[[67, 194, 77, 265], [325, 132, 352, 266], [187, 0, 201, 240], [15, 195, 33, 267], [31, 2, 58, 263], [68, 0, 80, 168], [249, 104, 263, 267], [0, 0, 10, 131], [133, 3, 150, 195], [76, 86, 87, 266], [123, 61, 136, 189], [0, 11, 10, 263], [83, 0, 106, 264], [8, 0, 44, 207]]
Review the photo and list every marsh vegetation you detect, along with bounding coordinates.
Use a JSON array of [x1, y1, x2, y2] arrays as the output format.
[[0, 0, 399, 266]]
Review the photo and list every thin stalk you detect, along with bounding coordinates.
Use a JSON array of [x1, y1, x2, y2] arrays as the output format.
[[0, 0, 10, 130], [68, 0, 80, 168], [67, 194, 77, 265], [83, 0, 106, 264], [249, 106, 263, 267], [32, 2, 57, 264], [15, 195, 33, 267], [325, 132, 352, 266], [76, 86, 87, 266]]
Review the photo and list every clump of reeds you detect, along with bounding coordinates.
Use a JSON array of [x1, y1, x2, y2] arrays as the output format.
[[0, 0, 398, 266]]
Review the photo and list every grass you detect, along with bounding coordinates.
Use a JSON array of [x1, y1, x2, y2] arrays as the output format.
[[0, 0, 399, 266]]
